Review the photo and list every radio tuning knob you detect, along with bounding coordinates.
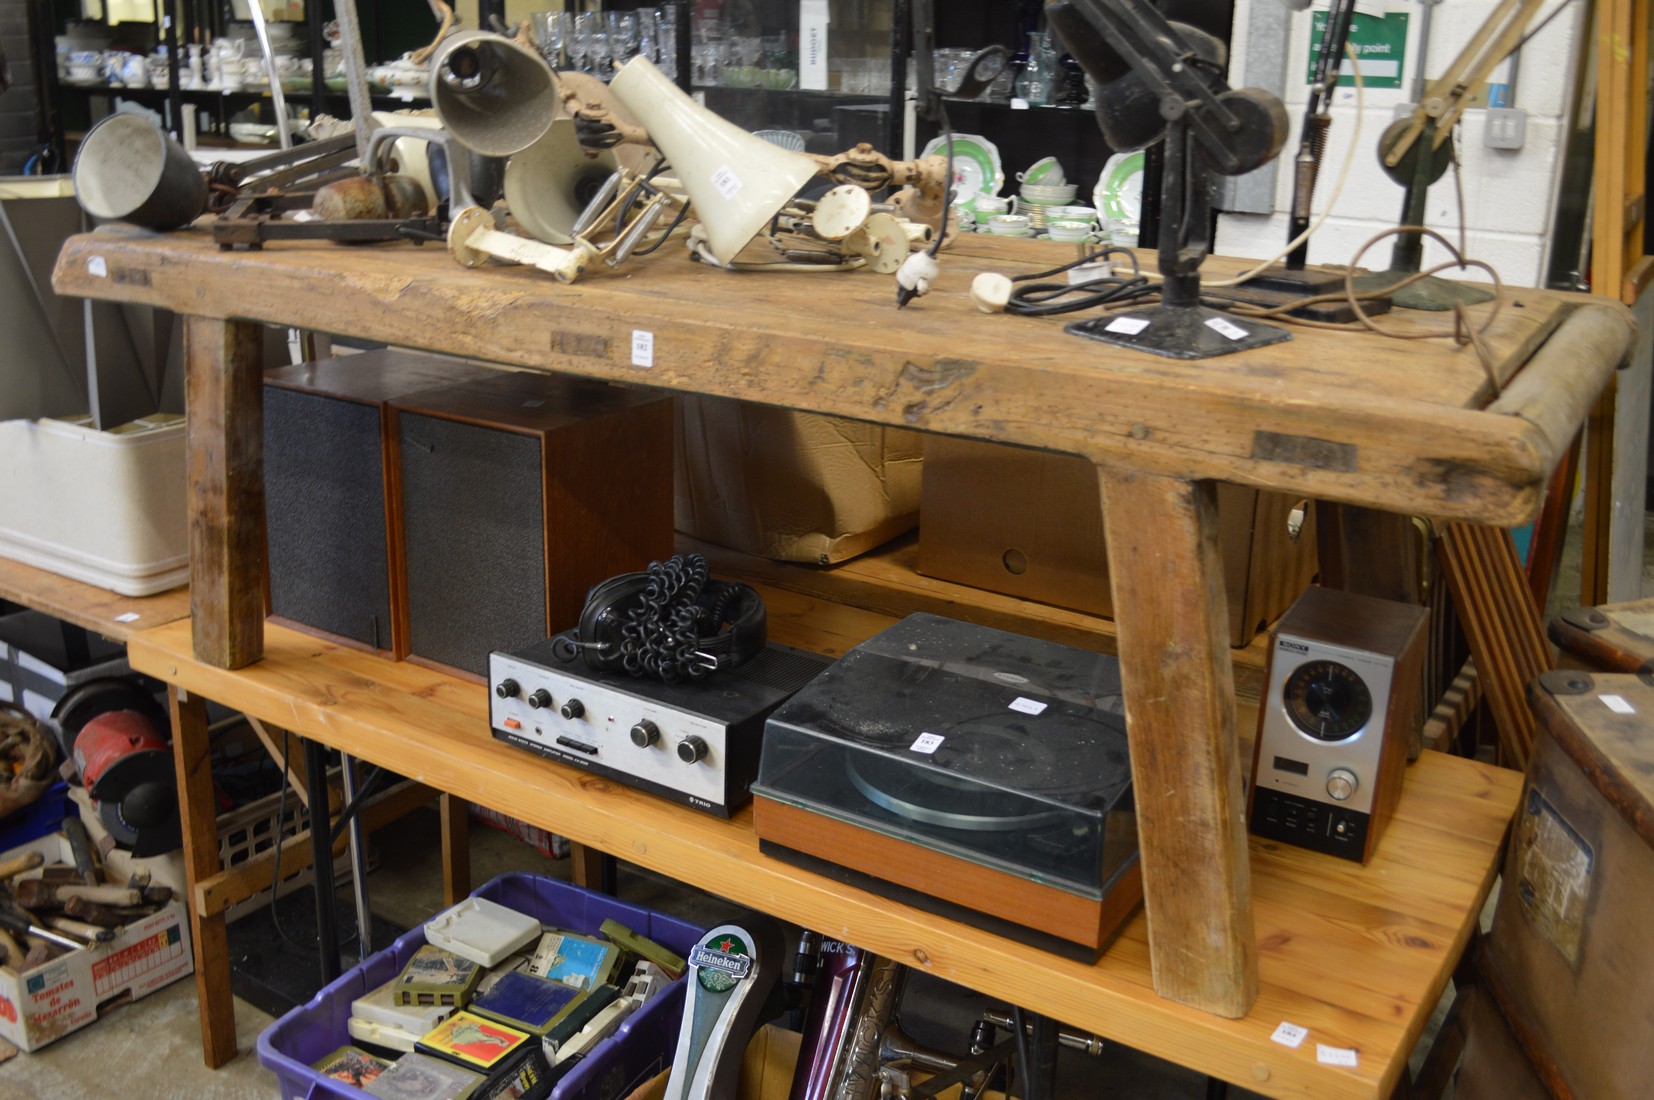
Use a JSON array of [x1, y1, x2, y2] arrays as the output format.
[[1326, 768, 1358, 801], [527, 688, 552, 709], [676, 736, 708, 764], [495, 679, 519, 699], [560, 698, 585, 720], [630, 720, 660, 748]]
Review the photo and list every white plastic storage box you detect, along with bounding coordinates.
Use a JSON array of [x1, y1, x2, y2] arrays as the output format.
[[0, 831, 193, 1052], [0, 414, 187, 596], [258, 872, 703, 1100]]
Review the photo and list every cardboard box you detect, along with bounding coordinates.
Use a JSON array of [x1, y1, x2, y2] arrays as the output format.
[[0, 832, 193, 1052], [918, 436, 1318, 646], [675, 397, 923, 565]]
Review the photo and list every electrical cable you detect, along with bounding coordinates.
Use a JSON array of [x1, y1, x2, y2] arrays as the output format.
[[998, 247, 1155, 316]]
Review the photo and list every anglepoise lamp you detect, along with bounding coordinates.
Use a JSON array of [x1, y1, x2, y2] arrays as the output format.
[[1047, 0, 1292, 359], [1349, 0, 1545, 310]]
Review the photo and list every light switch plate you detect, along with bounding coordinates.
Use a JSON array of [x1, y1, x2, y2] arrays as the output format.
[[1485, 107, 1528, 150]]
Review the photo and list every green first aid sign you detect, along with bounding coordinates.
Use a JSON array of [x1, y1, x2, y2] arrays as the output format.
[[1308, 11, 1410, 90]]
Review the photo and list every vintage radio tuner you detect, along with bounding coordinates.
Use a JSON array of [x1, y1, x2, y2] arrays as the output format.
[[1248, 586, 1427, 863]]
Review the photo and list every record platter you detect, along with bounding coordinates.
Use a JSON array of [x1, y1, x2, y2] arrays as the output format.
[[753, 613, 1142, 956]]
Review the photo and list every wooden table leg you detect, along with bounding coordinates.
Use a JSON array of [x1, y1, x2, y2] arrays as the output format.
[[439, 794, 471, 907], [169, 686, 238, 1068], [184, 316, 266, 669], [1098, 468, 1258, 1017]]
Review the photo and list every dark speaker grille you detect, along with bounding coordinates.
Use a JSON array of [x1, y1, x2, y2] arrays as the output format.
[[735, 646, 832, 693], [265, 387, 391, 648], [401, 413, 547, 676]]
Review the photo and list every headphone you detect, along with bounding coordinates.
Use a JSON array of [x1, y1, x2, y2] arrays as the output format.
[[553, 554, 766, 682]]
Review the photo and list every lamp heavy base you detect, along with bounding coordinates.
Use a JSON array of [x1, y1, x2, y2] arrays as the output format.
[[1351, 270, 1495, 312], [1228, 265, 1393, 324], [1066, 303, 1292, 360]]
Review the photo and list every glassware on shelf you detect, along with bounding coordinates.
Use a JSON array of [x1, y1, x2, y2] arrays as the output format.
[[532, 11, 570, 70], [570, 12, 599, 76], [608, 11, 640, 69], [1012, 31, 1048, 105]]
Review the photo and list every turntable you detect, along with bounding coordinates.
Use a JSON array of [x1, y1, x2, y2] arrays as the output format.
[[752, 613, 1141, 957]]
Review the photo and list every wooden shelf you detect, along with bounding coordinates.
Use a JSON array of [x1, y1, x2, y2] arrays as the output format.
[[0, 553, 188, 644], [684, 533, 1273, 703], [126, 610, 1519, 1100]]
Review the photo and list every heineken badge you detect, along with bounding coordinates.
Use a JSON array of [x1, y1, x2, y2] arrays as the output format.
[[690, 934, 754, 993]]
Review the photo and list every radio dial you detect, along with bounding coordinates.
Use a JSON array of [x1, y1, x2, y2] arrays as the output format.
[[630, 720, 660, 748], [560, 699, 585, 720], [1326, 768, 1358, 801], [527, 688, 552, 709], [495, 679, 519, 699], [677, 736, 708, 764]]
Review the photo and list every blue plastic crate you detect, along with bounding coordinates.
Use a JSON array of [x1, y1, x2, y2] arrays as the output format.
[[0, 781, 70, 852], [257, 872, 702, 1100]]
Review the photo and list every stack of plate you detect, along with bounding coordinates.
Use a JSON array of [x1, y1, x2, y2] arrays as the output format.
[[1018, 181, 1078, 229]]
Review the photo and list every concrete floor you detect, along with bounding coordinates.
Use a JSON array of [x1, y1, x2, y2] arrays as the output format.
[[2, 513, 1645, 1097]]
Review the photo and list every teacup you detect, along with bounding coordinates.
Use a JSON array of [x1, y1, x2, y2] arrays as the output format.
[[974, 194, 1013, 217], [987, 214, 1031, 234], [1046, 219, 1094, 242], [1017, 156, 1066, 187], [1048, 204, 1096, 224]]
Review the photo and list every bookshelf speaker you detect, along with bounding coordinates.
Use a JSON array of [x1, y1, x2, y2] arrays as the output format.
[[391, 370, 674, 679], [263, 350, 496, 653]]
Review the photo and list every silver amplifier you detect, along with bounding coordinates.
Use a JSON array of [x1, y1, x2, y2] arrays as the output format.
[[489, 637, 832, 816]]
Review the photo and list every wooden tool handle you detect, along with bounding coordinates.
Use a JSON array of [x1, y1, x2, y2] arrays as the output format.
[[0, 851, 44, 881], [57, 884, 142, 907]]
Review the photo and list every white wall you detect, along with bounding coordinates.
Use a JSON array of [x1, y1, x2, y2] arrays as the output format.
[[1217, 0, 1586, 290]]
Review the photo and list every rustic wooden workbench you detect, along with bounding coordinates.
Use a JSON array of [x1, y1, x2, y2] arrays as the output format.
[[52, 225, 1628, 1092]]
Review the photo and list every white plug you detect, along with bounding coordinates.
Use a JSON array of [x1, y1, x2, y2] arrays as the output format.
[[896, 251, 941, 297], [971, 272, 1014, 313]]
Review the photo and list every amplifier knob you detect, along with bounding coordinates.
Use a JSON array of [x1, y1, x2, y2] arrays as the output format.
[[527, 688, 552, 709], [1326, 768, 1358, 801], [495, 679, 520, 700], [561, 699, 585, 720], [676, 736, 708, 764], [630, 720, 660, 748]]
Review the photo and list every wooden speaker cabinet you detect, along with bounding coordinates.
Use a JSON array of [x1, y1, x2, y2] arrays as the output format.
[[389, 370, 675, 680], [263, 350, 498, 654]]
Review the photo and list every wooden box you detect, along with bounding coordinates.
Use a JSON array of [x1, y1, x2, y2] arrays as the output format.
[[1548, 596, 1654, 672], [918, 436, 1317, 645], [1480, 669, 1654, 1100]]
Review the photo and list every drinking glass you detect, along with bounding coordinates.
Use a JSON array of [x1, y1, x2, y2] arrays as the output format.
[[570, 12, 599, 75], [532, 11, 569, 70], [636, 9, 660, 66], [608, 12, 639, 66]]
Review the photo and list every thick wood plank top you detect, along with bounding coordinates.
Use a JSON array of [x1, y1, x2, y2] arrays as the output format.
[[126, 609, 1520, 1100], [53, 227, 1631, 525], [0, 553, 189, 642]]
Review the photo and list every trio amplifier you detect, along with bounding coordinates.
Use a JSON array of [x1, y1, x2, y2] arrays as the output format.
[[489, 638, 832, 816], [264, 350, 496, 653]]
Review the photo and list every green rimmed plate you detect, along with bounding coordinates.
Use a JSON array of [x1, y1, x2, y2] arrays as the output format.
[[921, 133, 1004, 214], [1093, 150, 1144, 227]]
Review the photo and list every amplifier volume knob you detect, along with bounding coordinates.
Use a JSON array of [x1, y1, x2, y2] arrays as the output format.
[[495, 679, 519, 700], [630, 720, 660, 748], [676, 736, 708, 764], [1326, 768, 1358, 801], [560, 699, 585, 720], [527, 688, 552, 709]]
